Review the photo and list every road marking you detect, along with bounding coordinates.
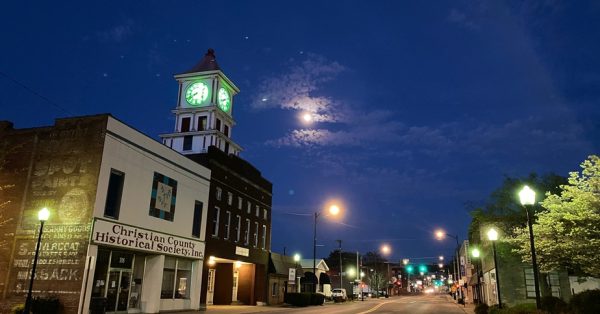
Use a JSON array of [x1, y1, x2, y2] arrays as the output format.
[[357, 300, 399, 314]]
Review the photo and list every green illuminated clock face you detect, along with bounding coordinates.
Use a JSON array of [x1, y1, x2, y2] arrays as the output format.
[[217, 87, 231, 112], [185, 82, 209, 106]]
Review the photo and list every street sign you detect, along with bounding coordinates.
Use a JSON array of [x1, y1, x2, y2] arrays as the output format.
[[288, 268, 296, 282]]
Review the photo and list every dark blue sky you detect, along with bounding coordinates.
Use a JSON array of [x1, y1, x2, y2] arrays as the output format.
[[2, 1, 599, 262]]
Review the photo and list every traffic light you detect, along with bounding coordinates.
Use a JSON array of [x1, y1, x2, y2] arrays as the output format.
[[418, 264, 427, 273], [406, 265, 414, 274]]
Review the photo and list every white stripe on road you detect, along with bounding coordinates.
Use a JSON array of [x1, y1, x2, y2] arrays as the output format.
[[357, 300, 399, 314]]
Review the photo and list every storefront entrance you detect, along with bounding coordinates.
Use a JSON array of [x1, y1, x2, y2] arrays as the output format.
[[106, 270, 132, 313], [91, 249, 146, 314]]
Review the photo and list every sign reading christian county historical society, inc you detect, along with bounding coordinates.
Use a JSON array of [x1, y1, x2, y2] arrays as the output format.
[[92, 219, 204, 259]]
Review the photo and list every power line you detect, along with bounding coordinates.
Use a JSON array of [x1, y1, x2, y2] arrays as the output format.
[[0, 70, 73, 115]]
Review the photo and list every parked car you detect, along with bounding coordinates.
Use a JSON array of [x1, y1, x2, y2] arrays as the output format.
[[331, 288, 347, 302]]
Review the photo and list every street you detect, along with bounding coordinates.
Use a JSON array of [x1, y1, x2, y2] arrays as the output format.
[[202, 294, 468, 314]]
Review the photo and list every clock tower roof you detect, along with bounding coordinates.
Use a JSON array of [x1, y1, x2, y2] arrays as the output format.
[[180, 48, 221, 74]]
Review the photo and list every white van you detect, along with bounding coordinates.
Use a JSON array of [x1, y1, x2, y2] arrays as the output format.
[[331, 288, 347, 302]]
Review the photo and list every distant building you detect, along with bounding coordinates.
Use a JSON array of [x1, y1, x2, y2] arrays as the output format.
[[476, 225, 572, 307], [267, 253, 303, 304], [0, 115, 211, 313], [160, 49, 273, 308], [298, 259, 330, 295]]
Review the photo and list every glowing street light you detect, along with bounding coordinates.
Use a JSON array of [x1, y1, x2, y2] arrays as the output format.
[[402, 258, 409, 265], [24, 208, 50, 314], [293, 253, 301, 263], [471, 248, 482, 304], [439, 255, 444, 261], [487, 228, 502, 308], [347, 268, 356, 277], [313, 201, 343, 292], [434, 229, 460, 296], [438, 263, 443, 269], [519, 185, 541, 310], [380, 244, 391, 256]]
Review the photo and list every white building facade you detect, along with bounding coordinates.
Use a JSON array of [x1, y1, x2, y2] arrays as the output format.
[[83, 116, 211, 313]]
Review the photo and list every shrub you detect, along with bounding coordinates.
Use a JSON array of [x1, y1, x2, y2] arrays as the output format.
[[11, 304, 24, 314], [540, 296, 567, 314], [31, 296, 60, 314], [569, 289, 600, 314], [489, 303, 537, 314], [475, 303, 489, 314], [284, 292, 314, 307], [507, 303, 537, 314], [310, 293, 325, 305]]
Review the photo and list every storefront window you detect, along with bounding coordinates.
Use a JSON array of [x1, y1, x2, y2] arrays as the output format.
[[161, 256, 193, 299], [176, 259, 192, 299], [161, 257, 176, 299]]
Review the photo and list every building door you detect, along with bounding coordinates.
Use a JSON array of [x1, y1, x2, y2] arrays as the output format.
[[232, 270, 239, 302], [207, 269, 216, 305], [106, 270, 132, 313]]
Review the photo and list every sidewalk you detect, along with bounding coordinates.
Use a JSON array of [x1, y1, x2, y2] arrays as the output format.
[[153, 299, 372, 314], [159, 305, 291, 314], [444, 294, 475, 314]]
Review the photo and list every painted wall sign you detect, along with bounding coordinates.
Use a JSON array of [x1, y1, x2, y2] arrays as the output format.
[[235, 246, 249, 257], [92, 219, 203, 259], [288, 268, 296, 282]]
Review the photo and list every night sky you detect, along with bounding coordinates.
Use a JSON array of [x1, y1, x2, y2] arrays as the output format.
[[2, 1, 599, 263]]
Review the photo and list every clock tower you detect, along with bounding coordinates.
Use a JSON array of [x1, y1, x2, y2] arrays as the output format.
[[160, 49, 242, 156]]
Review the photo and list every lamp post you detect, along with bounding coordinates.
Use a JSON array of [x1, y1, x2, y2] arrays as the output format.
[[293, 253, 301, 292], [360, 271, 365, 301], [519, 185, 541, 310], [487, 228, 502, 309], [380, 244, 391, 297], [24, 207, 50, 314], [313, 204, 340, 292], [435, 230, 461, 299], [471, 248, 481, 304]]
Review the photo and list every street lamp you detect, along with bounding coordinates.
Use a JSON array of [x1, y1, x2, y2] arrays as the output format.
[[471, 248, 481, 304], [487, 228, 502, 308], [434, 229, 461, 299], [519, 185, 541, 310], [24, 207, 50, 314], [313, 202, 342, 292], [439, 255, 444, 261], [360, 271, 365, 301], [380, 244, 391, 297], [293, 253, 301, 292]]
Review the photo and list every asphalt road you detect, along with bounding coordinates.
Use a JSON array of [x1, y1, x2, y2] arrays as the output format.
[[205, 294, 468, 314]]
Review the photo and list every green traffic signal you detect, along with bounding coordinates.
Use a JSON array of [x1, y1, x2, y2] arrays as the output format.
[[418, 264, 427, 273], [406, 265, 414, 273]]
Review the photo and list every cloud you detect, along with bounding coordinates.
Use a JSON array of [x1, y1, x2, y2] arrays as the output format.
[[97, 20, 134, 43], [252, 53, 345, 122], [266, 109, 404, 148]]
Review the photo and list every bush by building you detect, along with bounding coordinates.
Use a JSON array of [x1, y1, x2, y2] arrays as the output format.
[[31, 296, 60, 314], [540, 296, 568, 314], [569, 289, 600, 314], [284, 292, 324, 307], [475, 303, 489, 314]]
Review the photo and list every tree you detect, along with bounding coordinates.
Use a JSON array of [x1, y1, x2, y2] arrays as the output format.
[[467, 173, 567, 245], [510, 155, 600, 277]]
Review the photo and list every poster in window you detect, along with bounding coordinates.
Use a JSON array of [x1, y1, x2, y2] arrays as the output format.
[[149, 172, 177, 221]]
